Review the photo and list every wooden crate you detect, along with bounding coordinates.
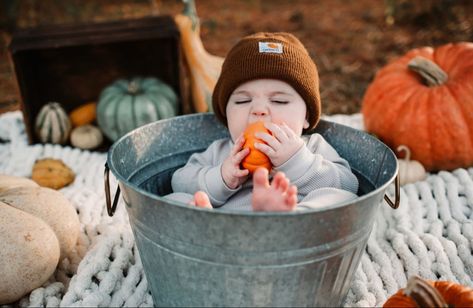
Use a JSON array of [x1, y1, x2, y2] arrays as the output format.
[[9, 15, 190, 145]]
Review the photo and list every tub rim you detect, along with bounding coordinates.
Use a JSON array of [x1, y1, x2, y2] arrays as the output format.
[[107, 113, 399, 217]]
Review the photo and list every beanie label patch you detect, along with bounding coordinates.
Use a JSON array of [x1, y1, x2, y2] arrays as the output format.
[[258, 42, 283, 54]]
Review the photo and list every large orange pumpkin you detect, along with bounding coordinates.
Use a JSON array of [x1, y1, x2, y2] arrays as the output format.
[[362, 42, 473, 171], [241, 122, 272, 174], [384, 276, 473, 307]]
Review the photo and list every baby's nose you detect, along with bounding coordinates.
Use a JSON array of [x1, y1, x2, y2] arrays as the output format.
[[252, 109, 268, 116], [251, 103, 269, 116]]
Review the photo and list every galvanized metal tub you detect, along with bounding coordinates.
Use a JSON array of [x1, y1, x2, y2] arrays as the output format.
[[105, 113, 399, 307]]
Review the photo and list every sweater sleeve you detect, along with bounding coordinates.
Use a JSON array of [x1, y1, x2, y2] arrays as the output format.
[[273, 134, 359, 197], [170, 139, 239, 206]]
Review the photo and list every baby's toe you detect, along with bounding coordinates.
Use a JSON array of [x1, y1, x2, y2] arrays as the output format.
[[194, 191, 212, 209], [285, 186, 298, 208], [278, 175, 289, 192], [253, 167, 270, 188], [271, 172, 286, 191]]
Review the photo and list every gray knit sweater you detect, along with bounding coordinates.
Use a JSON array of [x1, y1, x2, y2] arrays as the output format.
[[168, 134, 359, 211]]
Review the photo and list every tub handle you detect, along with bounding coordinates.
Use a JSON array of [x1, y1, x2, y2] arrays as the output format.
[[384, 174, 400, 209], [104, 163, 121, 216]]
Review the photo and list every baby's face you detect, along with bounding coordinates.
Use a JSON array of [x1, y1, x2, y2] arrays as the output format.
[[225, 79, 309, 141]]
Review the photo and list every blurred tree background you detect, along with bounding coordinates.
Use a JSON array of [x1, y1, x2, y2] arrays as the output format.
[[0, 0, 472, 114]]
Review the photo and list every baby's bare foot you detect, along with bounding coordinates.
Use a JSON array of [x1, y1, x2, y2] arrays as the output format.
[[189, 191, 213, 209], [252, 168, 297, 212]]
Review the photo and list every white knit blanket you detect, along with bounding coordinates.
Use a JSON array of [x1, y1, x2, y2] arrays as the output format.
[[1, 111, 472, 307]]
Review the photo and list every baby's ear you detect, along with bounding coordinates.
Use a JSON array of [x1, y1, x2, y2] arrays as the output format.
[[303, 119, 309, 129]]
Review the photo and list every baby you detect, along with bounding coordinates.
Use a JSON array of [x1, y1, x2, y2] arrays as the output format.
[[168, 32, 359, 211]]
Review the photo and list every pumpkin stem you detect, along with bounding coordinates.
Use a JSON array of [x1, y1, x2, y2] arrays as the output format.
[[397, 145, 411, 162], [182, 0, 199, 31], [407, 56, 448, 87], [404, 276, 448, 307], [127, 81, 140, 94]]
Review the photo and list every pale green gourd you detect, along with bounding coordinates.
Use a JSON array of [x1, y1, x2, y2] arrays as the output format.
[[97, 77, 178, 141]]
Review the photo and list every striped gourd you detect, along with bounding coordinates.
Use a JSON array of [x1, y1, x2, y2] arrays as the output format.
[[35, 102, 71, 144], [97, 77, 178, 141]]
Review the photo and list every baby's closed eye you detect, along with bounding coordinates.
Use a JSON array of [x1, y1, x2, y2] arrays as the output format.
[[235, 100, 252, 104], [271, 100, 289, 104]]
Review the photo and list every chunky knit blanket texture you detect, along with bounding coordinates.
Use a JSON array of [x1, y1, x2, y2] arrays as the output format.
[[1, 111, 472, 307]]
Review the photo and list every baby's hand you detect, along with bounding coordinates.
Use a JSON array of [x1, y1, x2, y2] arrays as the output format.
[[254, 122, 304, 167], [221, 134, 250, 189]]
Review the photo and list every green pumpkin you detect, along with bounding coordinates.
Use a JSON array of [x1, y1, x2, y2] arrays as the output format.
[[97, 77, 178, 141]]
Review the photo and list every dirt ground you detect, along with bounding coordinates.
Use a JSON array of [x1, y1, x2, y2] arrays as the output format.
[[0, 0, 472, 115]]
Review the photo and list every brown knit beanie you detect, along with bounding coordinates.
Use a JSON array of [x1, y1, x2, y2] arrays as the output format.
[[212, 32, 321, 130]]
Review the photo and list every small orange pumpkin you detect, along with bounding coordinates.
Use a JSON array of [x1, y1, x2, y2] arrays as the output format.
[[384, 276, 473, 307], [241, 122, 272, 174], [362, 42, 473, 172], [69, 102, 97, 127]]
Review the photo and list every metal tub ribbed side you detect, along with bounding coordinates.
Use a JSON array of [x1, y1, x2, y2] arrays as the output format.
[[108, 113, 397, 307]]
